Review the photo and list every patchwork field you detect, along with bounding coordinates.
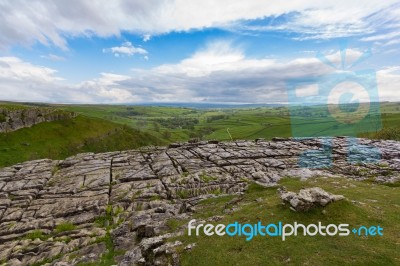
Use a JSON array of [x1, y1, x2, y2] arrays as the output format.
[[58, 102, 400, 142]]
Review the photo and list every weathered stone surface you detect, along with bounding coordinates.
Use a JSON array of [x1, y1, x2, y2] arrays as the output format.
[[0, 137, 398, 265], [279, 187, 345, 212], [0, 108, 76, 133]]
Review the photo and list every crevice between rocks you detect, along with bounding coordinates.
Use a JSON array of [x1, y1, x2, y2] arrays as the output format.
[[165, 151, 184, 175], [187, 147, 230, 174], [108, 158, 114, 205], [140, 151, 172, 200]]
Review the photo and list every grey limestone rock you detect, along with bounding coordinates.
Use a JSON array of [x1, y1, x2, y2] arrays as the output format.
[[0, 137, 398, 265], [279, 187, 345, 212]]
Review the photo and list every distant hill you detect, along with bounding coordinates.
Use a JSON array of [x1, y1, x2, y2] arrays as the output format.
[[0, 106, 164, 167], [132, 102, 286, 109]]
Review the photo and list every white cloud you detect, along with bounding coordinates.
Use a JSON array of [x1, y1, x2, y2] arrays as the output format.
[[40, 54, 66, 61], [78, 73, 141, 103], [0, 57, 66, 102], [117, 42, 400, 103], [377, 67, 400, 102], [0, 57, 63, 83], [143, 34, 151, 42], [0, 0, 399, 49], [0, 57, 137, 103], [1, 43, 399, 104], [103, 42, 147, 57]]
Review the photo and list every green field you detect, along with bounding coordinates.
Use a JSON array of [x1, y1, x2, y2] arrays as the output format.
[[1, 101, 400, 167], [57, 102, 400, 142]]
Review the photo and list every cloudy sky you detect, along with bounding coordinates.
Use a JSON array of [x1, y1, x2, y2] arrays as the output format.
[[0, 0, 399, 104]]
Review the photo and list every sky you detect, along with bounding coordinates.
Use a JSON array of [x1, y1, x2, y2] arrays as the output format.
[[0, 0, 399, 104]]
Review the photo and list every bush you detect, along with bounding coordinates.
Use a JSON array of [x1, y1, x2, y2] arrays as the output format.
[[373, 128, 400, 141]]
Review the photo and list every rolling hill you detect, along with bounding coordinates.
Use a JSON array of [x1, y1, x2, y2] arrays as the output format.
[[0, 104, 164, 167]]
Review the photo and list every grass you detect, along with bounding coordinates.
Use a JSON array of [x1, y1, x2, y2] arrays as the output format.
[[0, 115, 163, 167], [54, 222, 77, 233], [384, 180, 400, 188], [56, 102, 400, 144], [0, 102, 31, 110], [369, 127, 400, 141], [171, 178, 400, 265], [199, 173, 218, 183], [78, 232, 124, 266], [24, 230, 50, 241], [84, 205, 125, 266], [95, 205, 114, 228], [24, 223, 76, 242], [58, 104, 294, 142], [177, 190, 190, 199]]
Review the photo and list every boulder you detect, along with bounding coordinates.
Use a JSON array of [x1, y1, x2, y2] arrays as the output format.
[[279, 187, 344, 212]]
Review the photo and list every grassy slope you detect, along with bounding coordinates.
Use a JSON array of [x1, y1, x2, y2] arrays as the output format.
[[0, 115, 164, 167], [170, 178, 400, 265]]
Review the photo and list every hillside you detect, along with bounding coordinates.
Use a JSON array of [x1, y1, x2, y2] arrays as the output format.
[[57, 102, 400, 143], [0, 114, 164, 167], [0, 137, 398, 265]]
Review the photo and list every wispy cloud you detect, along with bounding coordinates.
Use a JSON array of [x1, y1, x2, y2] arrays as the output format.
[[0, 0, 399, 50], [102, 42, 147, 57], [361, 31, 400, 42], [40, 54, 66, 61], [229, 3, 400, 41]]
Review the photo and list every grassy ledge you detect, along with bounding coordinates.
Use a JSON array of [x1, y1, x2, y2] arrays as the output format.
[[170, 178, 400, 265]]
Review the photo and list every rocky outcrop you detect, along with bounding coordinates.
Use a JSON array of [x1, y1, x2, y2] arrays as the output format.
[[0, 108, 76, 133], [0, 137, 399, 265], [279, 187, 345, 212]]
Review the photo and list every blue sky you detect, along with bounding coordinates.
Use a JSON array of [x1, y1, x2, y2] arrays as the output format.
[[0, 0, 399, 103]]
